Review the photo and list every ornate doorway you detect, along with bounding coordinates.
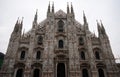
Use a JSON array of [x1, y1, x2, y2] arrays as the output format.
[[57, 63, 65, 77]]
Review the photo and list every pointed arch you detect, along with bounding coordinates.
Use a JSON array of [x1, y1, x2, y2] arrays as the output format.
[[79, 37, 84, 45], [37, 36, 43, 45], [93, 48, 102, 60], [16, 69, 24, 77], [20, 51, 25, 60], [98, 68, 105, 77], [81, 51, 85, 60], [95, 51, 100, 60], [58, 20, 64, 32], [58, 40, 64, 48], [36, 51, 41, 59], [82, 69, 89, 77]]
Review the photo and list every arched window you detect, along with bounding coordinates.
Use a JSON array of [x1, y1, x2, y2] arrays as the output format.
[[16, 69, 24, 77], [95, 51, 100, 60], [36, 51, 41, 60], [58, 20, 64, 32], [82, 69, 89, 77], [20, 51, 25, 60], [79, 37, 84, 45], [81, 51, 85, 60], [59, 40, 64, 48], [37, 36, 43, 45], [33, 69, 40, 77], [98, 69, 105, 77]]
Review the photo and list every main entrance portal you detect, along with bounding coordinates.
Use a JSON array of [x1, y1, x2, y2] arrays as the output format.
[[57, 63, 65, 77]]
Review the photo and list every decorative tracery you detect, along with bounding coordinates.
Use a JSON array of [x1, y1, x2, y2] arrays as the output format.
[[58, 20, 64, 32], [37, 36, 43, 45]]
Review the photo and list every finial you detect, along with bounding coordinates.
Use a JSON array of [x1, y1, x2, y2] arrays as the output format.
[[21, 17, 24, 24], [96, 20, 101, 28], [100, 20, 106, 33], [16, 17, 19, 25], [22, 17, 24, 20], [71, 2, 74, 14], [83, 10, 85, 16], [18, 17, 21, 24], [100, 20, 104, 26], [52, 1, 54, 6], [22, 28, 25, 37], [36, 9, 38, 15], [34, 9, 38, 22], [52, 1, 54, 13], [83, 11, 87, 24], [67, 2, 70, 13], [96, 20, 98, 22], [96, 20, 102, 35], [17, 17, 19, 20], [96, 20, 98, 24], [67, 2, 69, 5], [100, 20, 104, 27], [47, 1, 51, 13], [71, 2, 72, 6], [49, 1, 50, 5]]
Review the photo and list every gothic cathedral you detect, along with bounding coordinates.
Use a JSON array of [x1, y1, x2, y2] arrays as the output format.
[[0, 3, 120, 77]]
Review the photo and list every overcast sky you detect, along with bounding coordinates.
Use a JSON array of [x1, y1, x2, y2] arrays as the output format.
[[0, 0, 120, 62]]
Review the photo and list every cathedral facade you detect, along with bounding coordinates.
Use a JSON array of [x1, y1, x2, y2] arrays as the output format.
[[0, 3, 120, 77]]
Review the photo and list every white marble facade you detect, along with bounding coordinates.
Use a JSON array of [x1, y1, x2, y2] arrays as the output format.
[[0, 3, 119, 77]]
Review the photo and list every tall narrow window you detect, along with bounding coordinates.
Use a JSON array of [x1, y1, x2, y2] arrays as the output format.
[[38, 36, 43, 45], [59, 40, 64, 48], [58, 20, 64, 32], [36, 51, 41, 60], [16, 69, 23, 77], [79, 37, 84, 45], [81, 51, 85, 60], [95, 51, 100, 60], [98, 69, 105, 77], [20, 51, 25, 60], [82, 69, 89, 77]]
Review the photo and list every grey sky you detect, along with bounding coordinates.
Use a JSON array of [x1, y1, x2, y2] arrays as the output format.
[[0, 0, 120, 62]]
